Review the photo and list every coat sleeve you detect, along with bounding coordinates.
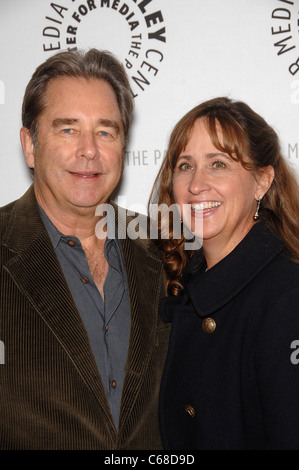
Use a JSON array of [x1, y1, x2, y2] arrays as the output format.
[[256, 284, 299, 449]]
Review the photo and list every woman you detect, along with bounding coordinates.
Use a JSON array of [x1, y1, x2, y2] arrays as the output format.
[[150, 97, 299, 450]]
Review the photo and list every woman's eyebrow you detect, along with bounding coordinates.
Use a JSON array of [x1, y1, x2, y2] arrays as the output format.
[[206, 152, 230, 159], [177, 154, 192, 160]]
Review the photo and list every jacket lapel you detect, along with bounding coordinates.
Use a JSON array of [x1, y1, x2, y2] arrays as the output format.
[[3, 190, 165, 436], [114, 205, 166, 430], [3, 187, 116, 433], [185, 221, 284, 318]]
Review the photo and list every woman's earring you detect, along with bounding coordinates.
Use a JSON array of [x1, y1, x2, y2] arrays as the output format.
[[253, 195, 262, 221]]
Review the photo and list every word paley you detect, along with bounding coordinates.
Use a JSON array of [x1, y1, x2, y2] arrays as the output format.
[[42, 0, 167, 97]]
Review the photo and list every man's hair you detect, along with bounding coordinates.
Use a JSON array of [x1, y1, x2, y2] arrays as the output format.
[[22, 48, 134, 144]]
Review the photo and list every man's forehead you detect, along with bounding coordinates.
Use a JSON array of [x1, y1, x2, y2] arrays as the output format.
[[41, 76, 122, 122]]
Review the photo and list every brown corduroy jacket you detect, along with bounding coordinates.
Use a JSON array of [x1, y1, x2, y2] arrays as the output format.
[[0, 186, 170, 450]]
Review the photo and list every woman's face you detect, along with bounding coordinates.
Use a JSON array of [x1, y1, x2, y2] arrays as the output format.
[[172, 118, 263, 260]]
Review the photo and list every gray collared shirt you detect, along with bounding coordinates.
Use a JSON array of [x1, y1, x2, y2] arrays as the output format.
[[39, 206, 131, 429]]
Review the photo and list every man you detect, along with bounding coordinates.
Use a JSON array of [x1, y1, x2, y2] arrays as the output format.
[[0, 49, 169, 449]]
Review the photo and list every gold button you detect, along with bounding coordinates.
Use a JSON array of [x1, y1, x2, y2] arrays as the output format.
[[185, 404, 195, 418], [202, 317, 216, 333]]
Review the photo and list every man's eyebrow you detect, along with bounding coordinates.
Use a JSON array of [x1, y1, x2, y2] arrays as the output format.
[[51, 118, 121, 134], [96, 119, 121, 133], [52, 118, 78, 128]]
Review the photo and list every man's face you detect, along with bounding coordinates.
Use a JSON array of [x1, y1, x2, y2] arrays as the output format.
[[21, 76, 124, 217]]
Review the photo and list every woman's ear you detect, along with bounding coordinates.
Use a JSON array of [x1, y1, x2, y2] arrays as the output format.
[[255, 165, 275, 200], [20, 127, 35, 170]]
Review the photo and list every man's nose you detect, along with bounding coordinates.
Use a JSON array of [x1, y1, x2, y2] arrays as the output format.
[[76, 132, 98, 160]]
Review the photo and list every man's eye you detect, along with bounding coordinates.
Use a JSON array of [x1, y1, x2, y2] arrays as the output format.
[[98, 130, 117, 141], [61, 128, 74, 134], [99, 131, 110, 137], [213, 160, 226, 169]]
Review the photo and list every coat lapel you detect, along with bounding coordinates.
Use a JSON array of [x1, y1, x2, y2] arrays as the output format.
[[185, 221, 284, 318], [115, 205, 165, 430], [2, 187, 116, 433], [3, 190, 165, 437]]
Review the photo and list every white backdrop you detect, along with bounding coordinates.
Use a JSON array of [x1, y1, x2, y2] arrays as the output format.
[[1, 0, 298, 213]]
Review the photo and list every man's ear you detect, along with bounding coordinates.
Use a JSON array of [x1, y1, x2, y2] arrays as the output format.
[[20, 127, 35, 170], [255, 165, 275, 200]]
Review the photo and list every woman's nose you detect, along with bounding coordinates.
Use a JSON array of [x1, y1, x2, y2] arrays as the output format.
[[188, 168, 211, 194]]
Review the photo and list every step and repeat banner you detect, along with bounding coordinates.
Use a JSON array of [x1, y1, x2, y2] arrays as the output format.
[[0, 0, 298, 213]]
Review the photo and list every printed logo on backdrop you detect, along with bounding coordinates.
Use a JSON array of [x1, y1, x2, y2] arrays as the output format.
[[271, 0, 299, 95], [271, 0, 299, 162], [42, 0, 167, 98]]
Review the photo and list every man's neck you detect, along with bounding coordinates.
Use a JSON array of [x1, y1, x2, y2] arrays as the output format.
[[36, 193, 105, 247]]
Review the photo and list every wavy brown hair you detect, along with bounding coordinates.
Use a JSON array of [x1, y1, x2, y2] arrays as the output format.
[[149, 97, 299, 295]]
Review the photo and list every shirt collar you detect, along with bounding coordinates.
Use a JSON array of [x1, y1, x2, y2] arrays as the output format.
[[38, 204, 117, 250]]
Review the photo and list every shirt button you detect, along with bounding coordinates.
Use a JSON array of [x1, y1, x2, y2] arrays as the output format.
[[67, 239, 76, 246], [202, 317, 216, 333], [110, 380, 117, 389], [80, 276, 89, 284], [105, 324, 109, 332], [185, 404, 196, 418]]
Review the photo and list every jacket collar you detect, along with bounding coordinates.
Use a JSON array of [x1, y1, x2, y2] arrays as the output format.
[[3, 186, 46, 251], [183, 221, 284, 318], [3, 186, 165, 435], [111, 201, 167, 430], [3, 186, 117, 432]]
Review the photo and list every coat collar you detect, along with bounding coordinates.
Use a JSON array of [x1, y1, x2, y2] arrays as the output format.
[[3, 186, 165, 436], [111, 201, 167, 430], [160, 221, 285, 321], [3, 186, 117, 434], [184, 221, 285, 317]]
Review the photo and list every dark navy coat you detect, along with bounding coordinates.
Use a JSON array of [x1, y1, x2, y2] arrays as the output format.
[[159, 221, 299, 450]]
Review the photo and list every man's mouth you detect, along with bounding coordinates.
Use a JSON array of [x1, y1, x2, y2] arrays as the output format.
[[70, 171, 100, 177]]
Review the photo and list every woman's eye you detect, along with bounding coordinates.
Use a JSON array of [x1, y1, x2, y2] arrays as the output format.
[[213, 160, 226, 169], [178, 162, 193, 171]]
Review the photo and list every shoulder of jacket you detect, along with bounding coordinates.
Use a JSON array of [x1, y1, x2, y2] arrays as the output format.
[[0, 200, 17, 241]]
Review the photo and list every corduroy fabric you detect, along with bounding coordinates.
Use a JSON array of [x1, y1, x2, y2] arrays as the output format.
[[0, 186, 170, 450]]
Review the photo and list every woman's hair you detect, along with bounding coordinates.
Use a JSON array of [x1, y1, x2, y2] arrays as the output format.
[[22, 48, 134, 145], [149, 97, 299, 295]]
